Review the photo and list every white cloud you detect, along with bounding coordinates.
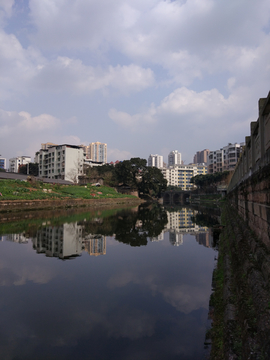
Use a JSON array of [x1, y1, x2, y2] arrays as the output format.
[[18, 111, 60, 130], [107, 269, 210, 314], [108, 104, 156, 131], [33, 58, 154, 94], [109, 87, 235, 129], [0, 30, 43, 99], [0, 109, 61, 160], [0, 0, 14, 18], [0, 0, 270, 162], [107, 148, 133, 162], [108, 85, 258, 159], [0, 110, 60, 136]]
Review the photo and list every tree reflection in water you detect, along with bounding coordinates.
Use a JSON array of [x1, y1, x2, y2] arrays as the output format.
[[81, 204, 168, 247]]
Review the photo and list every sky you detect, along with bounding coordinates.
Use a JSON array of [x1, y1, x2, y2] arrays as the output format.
[[0, 0, 270, 165]]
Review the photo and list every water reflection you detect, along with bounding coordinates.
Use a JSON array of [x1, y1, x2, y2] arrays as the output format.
[[1, 205, 216, 260], [0, 205, 218, 360]]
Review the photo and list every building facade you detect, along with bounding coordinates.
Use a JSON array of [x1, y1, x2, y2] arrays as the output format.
[[168, 150, 182, 166], [148, 154, 163, 168], [35, 144, 84, 182], [9, 156, 31, 173], [0, 158, 6, 170], [193, 149, 209, 164], [161, 164, 207, 190], [207, 143, 244, 174], [85, 142, 107, 163]]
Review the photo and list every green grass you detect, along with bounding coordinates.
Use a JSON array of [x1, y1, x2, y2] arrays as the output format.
[[0, 179, 135, 201]]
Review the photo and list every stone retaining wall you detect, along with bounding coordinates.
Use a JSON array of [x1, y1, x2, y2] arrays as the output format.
[[0, 197, 144, 213], [227, 163, 270, 248], [211, 203, 270, 359]]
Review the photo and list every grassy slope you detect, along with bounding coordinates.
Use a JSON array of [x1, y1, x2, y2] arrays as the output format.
[[0, 179, 135, 201]]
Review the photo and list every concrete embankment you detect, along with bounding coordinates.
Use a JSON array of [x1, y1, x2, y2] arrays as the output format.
[[0, 197, 144, 213], [211, 202, 270, 359]]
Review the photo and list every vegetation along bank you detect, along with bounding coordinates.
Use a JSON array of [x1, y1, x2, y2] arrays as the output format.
[[0, 179, 143, 212]]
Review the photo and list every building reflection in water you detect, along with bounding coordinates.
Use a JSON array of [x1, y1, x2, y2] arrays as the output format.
[[31, 223, 106, 260], [6, 233, 28, 244], [162, 208, 214, 248], [33, 223, 84, 259], [83, 235, 106, 256], [3, 207, 215, 256]]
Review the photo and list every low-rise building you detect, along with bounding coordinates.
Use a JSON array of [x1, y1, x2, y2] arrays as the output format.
[[9, 156, 31, 173], [161, 164, 207, 190]]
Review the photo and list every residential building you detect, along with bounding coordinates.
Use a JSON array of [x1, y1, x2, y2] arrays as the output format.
[[85, 142, 107, 163], [168, 150, 182, 166], [207, 143, 244, 174], [0, 158, 6, 170], [35, 144, 84, 182], [9, 156, 31, 173], [193, 149, 209, 164], [148, 154, 163, 168], [41, 142, 57, 150], [161, 164, 207, 190]]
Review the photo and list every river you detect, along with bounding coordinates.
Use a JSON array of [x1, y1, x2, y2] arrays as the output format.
[[0, 204, 218, 360]]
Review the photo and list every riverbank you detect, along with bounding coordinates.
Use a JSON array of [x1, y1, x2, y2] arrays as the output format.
[[0, 179, 144, 213], [0, 197, 144, 213], [210, 201, 270, 359]]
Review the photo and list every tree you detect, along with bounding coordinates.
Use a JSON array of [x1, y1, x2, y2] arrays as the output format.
[[167, 185, 182, 192], [114, 158, 167, 197], [190, 171, 230, 189], [139, 166, 167, 197], [19, 163, 39, 176], [114, 158, 147, 188]]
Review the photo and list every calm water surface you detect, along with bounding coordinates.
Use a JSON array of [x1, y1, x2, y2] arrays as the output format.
[[0, 205, 217, 360]]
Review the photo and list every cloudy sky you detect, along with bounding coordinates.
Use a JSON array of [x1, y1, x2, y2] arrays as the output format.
[[1, 0, 270, 164]]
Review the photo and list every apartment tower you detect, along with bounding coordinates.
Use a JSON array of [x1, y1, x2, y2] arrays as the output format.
[[148, 154, 163, 168], [85, 142, 107, 163], [168, 150, 182, 166], [193, 149, 209, 164]]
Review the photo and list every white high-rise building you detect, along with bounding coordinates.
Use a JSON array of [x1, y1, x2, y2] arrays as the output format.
[[168, 150, 181, 166], [148, 154, 163, 168], [35, 144, 84, 182], [9, 156, 31, 173]]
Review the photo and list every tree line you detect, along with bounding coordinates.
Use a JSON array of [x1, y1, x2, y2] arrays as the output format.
[[190, 171, 230, 189], [85, 157, 167, 198]]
